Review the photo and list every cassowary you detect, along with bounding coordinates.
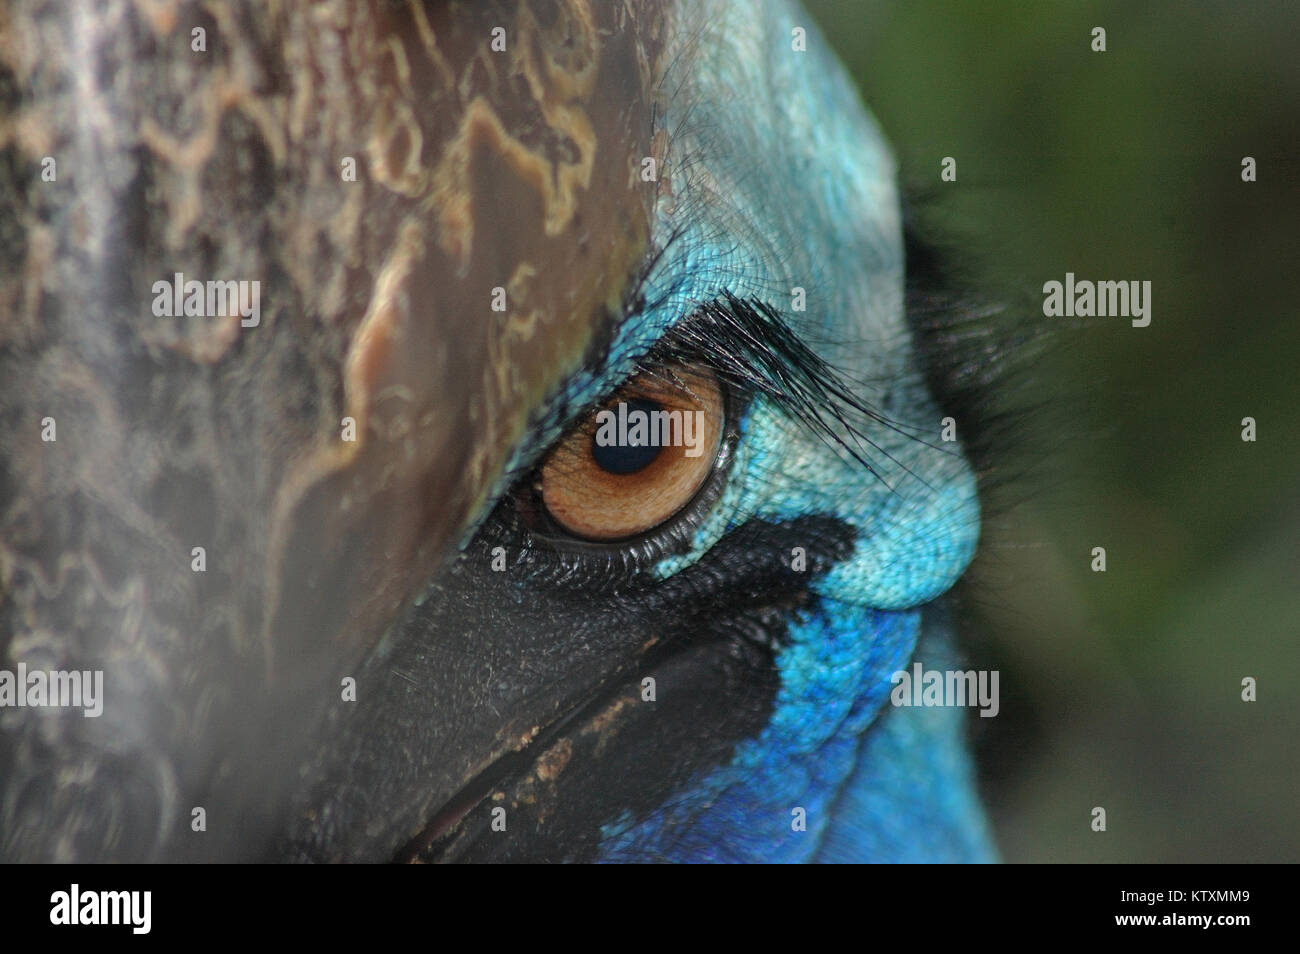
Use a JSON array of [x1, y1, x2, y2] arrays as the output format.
[[0, 0, 994, 862]]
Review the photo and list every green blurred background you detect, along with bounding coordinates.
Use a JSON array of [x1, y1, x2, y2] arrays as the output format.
[[805, 0, 1299, 861]]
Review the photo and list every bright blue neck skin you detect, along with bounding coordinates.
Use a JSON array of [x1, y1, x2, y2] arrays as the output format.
[[518, 0, 991, 861], [599, 606, 995, 863], [814, 607, 996, 863]]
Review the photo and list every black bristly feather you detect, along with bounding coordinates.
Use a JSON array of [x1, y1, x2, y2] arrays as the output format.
[[899, 193, 1071, 810], [901, 199, 1054, 511]]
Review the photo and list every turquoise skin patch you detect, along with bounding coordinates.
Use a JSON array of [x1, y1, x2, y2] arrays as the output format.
[[590, 0, 985, 861]]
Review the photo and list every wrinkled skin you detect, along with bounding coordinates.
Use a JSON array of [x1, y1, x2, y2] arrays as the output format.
[[0, 0, 991, 862]]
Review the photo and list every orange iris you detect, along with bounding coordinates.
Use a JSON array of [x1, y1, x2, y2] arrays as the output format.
[[539, 366, 725, 541]]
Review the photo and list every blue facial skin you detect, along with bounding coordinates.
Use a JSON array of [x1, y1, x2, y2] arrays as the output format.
[[504, 0, 992, 861]]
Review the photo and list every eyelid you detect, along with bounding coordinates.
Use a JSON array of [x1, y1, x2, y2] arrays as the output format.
[[487, 290, 854, 583]]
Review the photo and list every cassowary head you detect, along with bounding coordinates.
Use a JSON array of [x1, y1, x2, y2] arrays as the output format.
[[0, 0, 993, 861]]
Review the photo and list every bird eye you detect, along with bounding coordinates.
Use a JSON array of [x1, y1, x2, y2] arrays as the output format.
[[537, 365, 726, 541]]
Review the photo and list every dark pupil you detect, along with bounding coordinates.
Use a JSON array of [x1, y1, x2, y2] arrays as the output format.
[[591, 397, 666, 475]]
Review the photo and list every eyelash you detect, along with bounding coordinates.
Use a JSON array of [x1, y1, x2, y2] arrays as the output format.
[[475, 293, 898, 591]]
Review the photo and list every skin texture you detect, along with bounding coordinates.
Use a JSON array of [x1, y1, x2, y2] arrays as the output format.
[[0, 0, 991, 862]]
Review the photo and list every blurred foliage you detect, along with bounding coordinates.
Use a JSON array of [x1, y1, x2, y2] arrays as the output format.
[[805, 0, 1300, 860]]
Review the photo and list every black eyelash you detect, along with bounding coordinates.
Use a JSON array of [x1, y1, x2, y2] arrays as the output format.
[[648, 292, 928, 486], [482, 286, 943, 586], [483, 292, 911, 582]]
